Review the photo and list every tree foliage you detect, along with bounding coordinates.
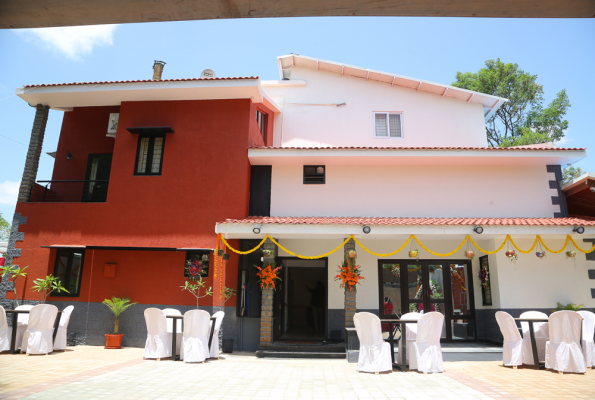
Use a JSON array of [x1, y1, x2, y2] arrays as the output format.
[[563, 166, 584, 184], [452, 59, 570, 147], [0, 213, 10, 241]]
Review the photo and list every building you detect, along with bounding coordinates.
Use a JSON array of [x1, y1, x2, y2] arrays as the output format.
[[3, 55, 594, 352]]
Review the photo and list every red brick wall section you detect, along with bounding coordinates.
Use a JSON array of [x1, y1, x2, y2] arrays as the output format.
[[11, 99, 265, 307]]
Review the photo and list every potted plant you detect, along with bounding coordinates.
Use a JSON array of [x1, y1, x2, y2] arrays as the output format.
[[535, 251, 547, 259], [102, 297, 137, 349], [31, 274, 68, 303], [409, 249, 419, 259], [566, 250, 576, 262], [0, 263, 28, 306], [465, 250, 475, 260], [220, 286, 237, 353], [262, 249, 274, 258], [505, 250, 518, 265], [550, 302, 583, 312], [348, 249, 357, 259]]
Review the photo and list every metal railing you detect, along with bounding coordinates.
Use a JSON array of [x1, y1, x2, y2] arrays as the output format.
[[30, 180, 109, 203]]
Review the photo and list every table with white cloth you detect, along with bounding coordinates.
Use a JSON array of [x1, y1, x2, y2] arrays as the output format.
[[514, 317, 554, 370], [382, 319, 419, 372], [168, 315, 217, 361], [6, 310, 62, 354]]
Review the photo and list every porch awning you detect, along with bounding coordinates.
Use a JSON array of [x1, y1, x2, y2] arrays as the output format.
[[215, 216, 595, 239]]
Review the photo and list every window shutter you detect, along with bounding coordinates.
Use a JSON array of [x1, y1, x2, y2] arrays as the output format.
[[389, 114, 402, 137], [375, 114, 387, 137]]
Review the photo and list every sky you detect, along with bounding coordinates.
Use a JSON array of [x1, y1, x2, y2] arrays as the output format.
[[0, 17, 594, 222]]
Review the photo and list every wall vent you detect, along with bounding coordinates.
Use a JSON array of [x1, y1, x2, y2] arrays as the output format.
[[107, 113, 119, 138]]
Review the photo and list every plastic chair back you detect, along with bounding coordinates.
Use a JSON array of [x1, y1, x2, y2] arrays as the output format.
[[495, 311, 521, 341], [211, 311, 225, 331], [577, 311, 594, 341], [548, 311, 582, 345], [162, 308, 182, 332], [416, 312, 444, 346], [353, 312, 383, 347], [59, 306, 74, 329], [15, 305, 34, 326], [144, 308, 167, 336], [28, 304, 58, 333], [183, 310, 211, 339], [400, 312, 422, 340], [519, 311, 549, 339], [0, 305, 7, 330]]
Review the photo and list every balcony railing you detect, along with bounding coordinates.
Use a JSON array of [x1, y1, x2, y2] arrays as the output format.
[[30, 180, 109, 203]]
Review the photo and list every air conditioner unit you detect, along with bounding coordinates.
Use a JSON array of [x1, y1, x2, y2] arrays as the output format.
[[107, 113, 119, 137]]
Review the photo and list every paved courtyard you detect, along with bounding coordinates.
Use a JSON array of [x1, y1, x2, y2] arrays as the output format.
[[0, 346, 593, 400]]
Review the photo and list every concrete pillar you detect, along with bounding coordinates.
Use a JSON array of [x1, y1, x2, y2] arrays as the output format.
[[259, 238, 277, 345], [344, 238, 356, 328], [18, 104, 49, 202]]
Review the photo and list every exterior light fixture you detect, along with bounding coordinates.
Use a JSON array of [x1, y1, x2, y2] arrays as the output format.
[[253, 224, 261, 234], [573, 226, 585, 234], [363, 226, 371, 234], [473, 226, 484, 234], [65, 152, 73, 160]]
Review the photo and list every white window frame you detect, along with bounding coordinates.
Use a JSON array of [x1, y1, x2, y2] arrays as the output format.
[[372, 112, 404, 139]]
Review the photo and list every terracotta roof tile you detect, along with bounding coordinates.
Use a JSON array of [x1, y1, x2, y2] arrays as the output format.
[[23, 77, 259, 88], [249, 146, 586, 151], [218, 216, 595, 226]]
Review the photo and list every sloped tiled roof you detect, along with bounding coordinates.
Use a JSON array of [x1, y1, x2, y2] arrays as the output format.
[[218, 217, 595, 226], [249, 146, 586, 151], [23, 77, 259, 88]]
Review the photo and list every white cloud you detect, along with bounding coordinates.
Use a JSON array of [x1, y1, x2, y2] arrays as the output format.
[[0, 181, 20, 205], [18, 24, 117, 61]]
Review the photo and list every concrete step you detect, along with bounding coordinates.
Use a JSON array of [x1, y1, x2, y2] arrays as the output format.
[[256, 350, 346, 359], [257, 344, 345, 353]]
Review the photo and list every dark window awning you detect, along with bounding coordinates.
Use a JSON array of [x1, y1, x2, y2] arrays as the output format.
[[127, 126, 174, 135]]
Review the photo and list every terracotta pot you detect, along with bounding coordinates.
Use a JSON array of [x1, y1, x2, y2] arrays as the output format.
[[105, 334, 124, 349], [465, 250, 475, 259], [348, 250, 357, 258]]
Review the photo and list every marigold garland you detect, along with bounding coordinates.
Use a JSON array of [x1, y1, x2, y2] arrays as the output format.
[[256, 262, 281, 290]]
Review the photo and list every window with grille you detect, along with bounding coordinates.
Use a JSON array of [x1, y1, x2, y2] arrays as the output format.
[[374, 112, 403, 138], [256, 110, 267, 143], [135, 135, 165, 175], [303, 165, 325, 184]]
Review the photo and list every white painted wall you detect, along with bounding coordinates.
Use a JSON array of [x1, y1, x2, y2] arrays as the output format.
[[271, 164, 560, 218], [276, 237, 595, 313], [263, 67, 488, 148]]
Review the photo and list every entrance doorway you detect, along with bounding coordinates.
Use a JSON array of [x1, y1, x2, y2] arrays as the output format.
[[274, 258, 328, 341], [83, 153, 112, 202], [378, 259, 476, 341]]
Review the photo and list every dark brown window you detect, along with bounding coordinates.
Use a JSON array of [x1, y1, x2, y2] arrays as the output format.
[[256, 110, 267, 143], [303, 165, 325, 184], [51, 249, 85, 297], [135, 135, 165, 175]]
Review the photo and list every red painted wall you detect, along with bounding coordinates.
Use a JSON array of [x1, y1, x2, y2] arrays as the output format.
[[12, 99, 268, 307]]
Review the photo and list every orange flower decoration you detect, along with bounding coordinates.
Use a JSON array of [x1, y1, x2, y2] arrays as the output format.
[[335, 261, 365, 292], [256, 262, 281, 290]]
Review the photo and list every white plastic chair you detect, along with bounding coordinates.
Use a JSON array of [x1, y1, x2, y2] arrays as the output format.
[[396, 312, 423, 366], [545, 310, 586, 373], [53, 305, 74, 351], [209, 311, 225, 358], [14, 304, 34, 350], [143, 308, 171, 360], [0, 305, 10, 352], [180, 310, 211, 363], [409, 312, 444, 373], [577, 311, 595, 369], [162, 308, 182, 356], [495, 311, 523, 367], [519, 311, 549, 365], [353, 312, 392, 373], [21, 304, 59, 355]]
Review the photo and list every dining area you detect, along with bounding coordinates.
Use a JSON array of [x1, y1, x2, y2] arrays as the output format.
[[143, 308, 225, 363], [495, 309, 595, 374]]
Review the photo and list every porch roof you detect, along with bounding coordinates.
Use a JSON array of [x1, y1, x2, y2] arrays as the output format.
[[216, 216, 595, 238]]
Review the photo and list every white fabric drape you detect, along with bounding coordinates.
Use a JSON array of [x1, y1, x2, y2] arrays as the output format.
[[410, 312, 444, 373], [495, 311, 523, 366], [519, 311, 549, 365], [181, 310, 210, 363], [162, 308, 182, 356], [396, 312, 422, 366], [577, 311, 595, 368], [209, 311, 225, 358], [0, 306, 11, 352], [14, 305, 33, 351], [53, 305, 74, 351], [353, 312, 392, 373], [545, 310, 586, 373], [21, 304, 59, 355], [143, 308, 171, 359]]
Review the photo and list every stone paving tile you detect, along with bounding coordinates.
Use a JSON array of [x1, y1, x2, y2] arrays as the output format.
[[1, 346, 594, 399]]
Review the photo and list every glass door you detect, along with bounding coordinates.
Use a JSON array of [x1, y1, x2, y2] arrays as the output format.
[[379, 259, 476, 342]]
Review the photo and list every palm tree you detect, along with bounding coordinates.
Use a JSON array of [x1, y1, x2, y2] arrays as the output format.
[[102, 297, 137, 334]]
